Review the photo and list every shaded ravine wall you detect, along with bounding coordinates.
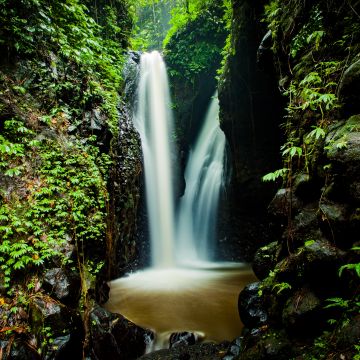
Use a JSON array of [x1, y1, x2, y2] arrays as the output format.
[[218, 0, 282, 261]]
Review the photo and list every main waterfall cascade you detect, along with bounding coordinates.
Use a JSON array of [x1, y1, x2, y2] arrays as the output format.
[[134, 51, 176, 267], [105, 51, 256, 351], [135, 50, 226, 267]]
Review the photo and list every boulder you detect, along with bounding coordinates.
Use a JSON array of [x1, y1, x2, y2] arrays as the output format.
[[268, 188, 303, 220], [338, 59, 360, 115], [29, 296, 83, 359], [0, 338, 40, 360], [282, 203, 323, 250], [318, 201, 354, 248], [238, 282, 268, 328], [252, 242, 282, 280], [169, 332, 203, 349], [89, 304, 154, 360], [238, 329, 292, 360], [222, 337, 243, 360], [282, 288, 322, 335], [335, 314, 360, 350], [325, 115, 360, 178], [274, 239, 345, 296], [43, 268, 81, 306]]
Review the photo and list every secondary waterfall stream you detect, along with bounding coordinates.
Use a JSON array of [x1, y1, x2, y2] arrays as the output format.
[[105, 51, 255, 351]]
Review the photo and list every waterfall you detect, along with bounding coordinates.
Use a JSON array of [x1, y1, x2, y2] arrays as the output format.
[[134, 51, 226, 268], [134, 51, 176, 268], [176, 96, 226, 264]]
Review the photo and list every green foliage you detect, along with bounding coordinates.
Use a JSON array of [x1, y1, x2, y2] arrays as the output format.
[[339, 263, 360, 278], [0, 118, 110, 289], [262, 168, 288, 182], [324, 297, 351, 309], [272, 282, 292, 294], [0, 0, 132, 135], [290, 6, 324, 58], [164, 1, 228, 81]]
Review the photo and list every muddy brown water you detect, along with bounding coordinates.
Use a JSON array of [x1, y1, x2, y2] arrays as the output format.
[[105, 264, 256, 350]]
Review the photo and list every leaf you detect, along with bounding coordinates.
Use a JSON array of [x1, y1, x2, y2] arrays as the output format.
[[307, 127, 326, 141], [262, 168, 288, 182], [339, 263, 360, 277]]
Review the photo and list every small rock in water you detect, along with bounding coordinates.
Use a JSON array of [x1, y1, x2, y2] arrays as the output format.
[[169, 332, 203, 349]]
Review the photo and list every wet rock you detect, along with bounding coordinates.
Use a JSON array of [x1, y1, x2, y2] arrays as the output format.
[[275, 240, 345, 294], [318, 201, 354, 248], [239, 329, 292, 360], [293, 173, 320, 203], [169, 332, 202, 349], [44, 334, 78, 360], [282, 288, 322, 335], [252, 242, 282, 280], [43, 268, 81, 306], [282, 203, 323, 250], [335, 314, 360, 350], [84, 108, 107, 132], [89, 304, 153, 360], [29, 296, 83, 359], [325, 115, 360, 177], [238, 282, 268, 328], [268, 188, 303, 220], [0, 338, 40, 360], [138, 342, 228, 360], [222, 337, 243, 360], [338, 59, 360, 115]]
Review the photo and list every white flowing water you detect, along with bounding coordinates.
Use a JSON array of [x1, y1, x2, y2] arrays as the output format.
[[176, 96, 226, 264], [134, 51, 226, 266], [133, 51, 176, 268]]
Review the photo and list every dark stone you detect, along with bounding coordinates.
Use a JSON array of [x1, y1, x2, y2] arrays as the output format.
[[274, 240, 345, 295], [29, 296, 83, 359], [293, 173, 320, 203], [325, 115, 360, 178], [238, 282, 268, 328], [138, 342, 229, 360], [238, 329, 292, 360], [335, 314, 360, 350], [318, 201, 354, 248], [338, 59, 360, 115], [89, 304, 153, 360], [252, 242, 282, 280], [44, 334, 77, 360], [268, 188, 303, 219], [169, 332, 202, 349], [222, 337, 243, 360], [282, 288, 322, 335], [43, 268, 81, 306], [283, 203, 323, 250], [0, 338, 40, 360]]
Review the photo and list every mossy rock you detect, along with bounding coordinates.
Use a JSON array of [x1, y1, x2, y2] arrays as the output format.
[[325, 115, 360, 163]]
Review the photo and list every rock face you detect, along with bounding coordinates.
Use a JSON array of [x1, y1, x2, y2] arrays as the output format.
[[218, 0, 282, 261], [238, 282, 268, 328], [43, 268, 81, 306], [29, 296, 83, 359], [338, 59, 360, 115]]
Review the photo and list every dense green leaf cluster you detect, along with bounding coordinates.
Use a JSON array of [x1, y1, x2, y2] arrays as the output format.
[[0, 0, 132, 134], [262, 0, 360, 183], [164, 2, 228, 81], [0, 119, 110, 290]]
